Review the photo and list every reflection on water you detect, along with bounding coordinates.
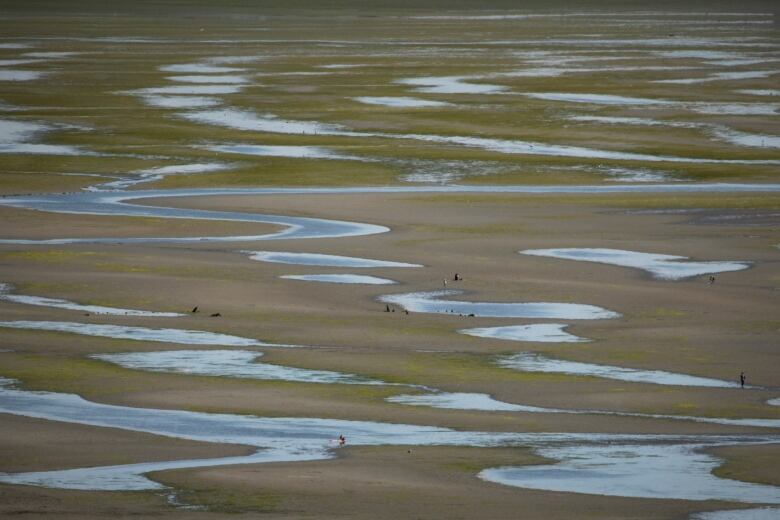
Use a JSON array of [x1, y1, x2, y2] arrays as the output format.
[[206, 143, 358, 160], [94, 350, 386, 385], [0, 377, 777, 495], [380, 290, 619, 319], [167, 74, 249, 84], [387, 391, 780, 428], [398, 75, 507, 94], [459, 323, 588, 343], [521, 248, 750, 280], [0, 320, 266, 347], [282, 274, 397, 285], [497, 352, 742, 388], [0, 283, 183, 316], [354, 96, 452, 107], [690, 507, 780, 520], [1, 186, 779, 247], [480, 443, 780, 503], [0, 119, 88, 156], [245, 251, 421, 268]]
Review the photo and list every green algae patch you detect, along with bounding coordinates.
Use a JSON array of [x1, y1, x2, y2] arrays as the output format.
[[0, 250, 104, 264], [152, 159, 400, 188], [158, 486, 281, 514], [639, 307, 688, 319]]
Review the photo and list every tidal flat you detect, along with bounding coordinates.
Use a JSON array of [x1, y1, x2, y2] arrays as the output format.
[[0, 1, 779, 519]]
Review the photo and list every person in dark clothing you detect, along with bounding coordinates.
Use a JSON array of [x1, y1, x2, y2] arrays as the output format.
[[740, 372, 746, 388]]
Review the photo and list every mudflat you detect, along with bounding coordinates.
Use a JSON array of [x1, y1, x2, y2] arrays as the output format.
[[1, 0, 778, 518]]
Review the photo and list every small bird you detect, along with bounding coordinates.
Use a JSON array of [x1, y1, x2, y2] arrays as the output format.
[[210, 312, 221, 317], [191, 306, 198, 313]]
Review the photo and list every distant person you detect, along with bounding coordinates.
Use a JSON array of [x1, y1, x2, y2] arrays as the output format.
[[385, 304, 391, 312], [708, 276, 716, 284], [740, 372, 746, 388], [454, 273, 461, 281], [191, 306, 198, 313], [443, 278, 447, 287], [338, 434, 346, 446]]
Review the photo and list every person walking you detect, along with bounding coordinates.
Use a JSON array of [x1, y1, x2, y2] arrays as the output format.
[[740, 372, 746, 388]]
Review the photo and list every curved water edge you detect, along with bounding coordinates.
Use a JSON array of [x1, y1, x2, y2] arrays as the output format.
[[89, 163, 234, 192], [459, 323, 588, 343], [204, 143, 362, 161], [244, 251, 422, 268], [159, 63, 246, 74], [569, 115, 780, 150], [0, 320, 274, 347], [521, 92, 780, 116], [0, 377, 778, 498], [379, 290, 619, 320], [3, 184, 780, 245], [387, 391, 780, 429], [0, 283, 184, 317], [497, 352, 745, 388], [0, 188, 391, 245], [177, 108, 780, 165], [0, 119, 89, 156], [354, 96, 452, 108], [520, 248, 750, 280], [93, 350, 387, 386], [479, 442, 780, 503], [75, 349, 780, 428], [282, 274, 397, 285]]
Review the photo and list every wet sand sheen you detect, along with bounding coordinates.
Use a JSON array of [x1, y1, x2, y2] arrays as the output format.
[[75, 349, 780, 428], [0, 377, 778, 501], [691, 507, 780, 519], [5, 185, 780, 246], [479, 443, 780, 503], [379, 290, 619, 319], [179, 108, 780, 164], [520, 248, 750, 280], [0, 321, 268, 347], [2, 11, 780, 515], [0, 283, 183, 317], [245, 251, 421, 268], [459, 323, 588, 343], [281, 274, 397, 284], [387, 392, 780, 428]]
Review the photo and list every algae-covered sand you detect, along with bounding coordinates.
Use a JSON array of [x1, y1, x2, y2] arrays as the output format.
[[1, 1, 779, 518]]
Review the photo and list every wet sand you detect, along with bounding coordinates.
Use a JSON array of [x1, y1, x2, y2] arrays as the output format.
[[0, 414, 253, 473], [1, 2, 779, 516], [153, 446, 755, 519], [1, 191, 778, 520]]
